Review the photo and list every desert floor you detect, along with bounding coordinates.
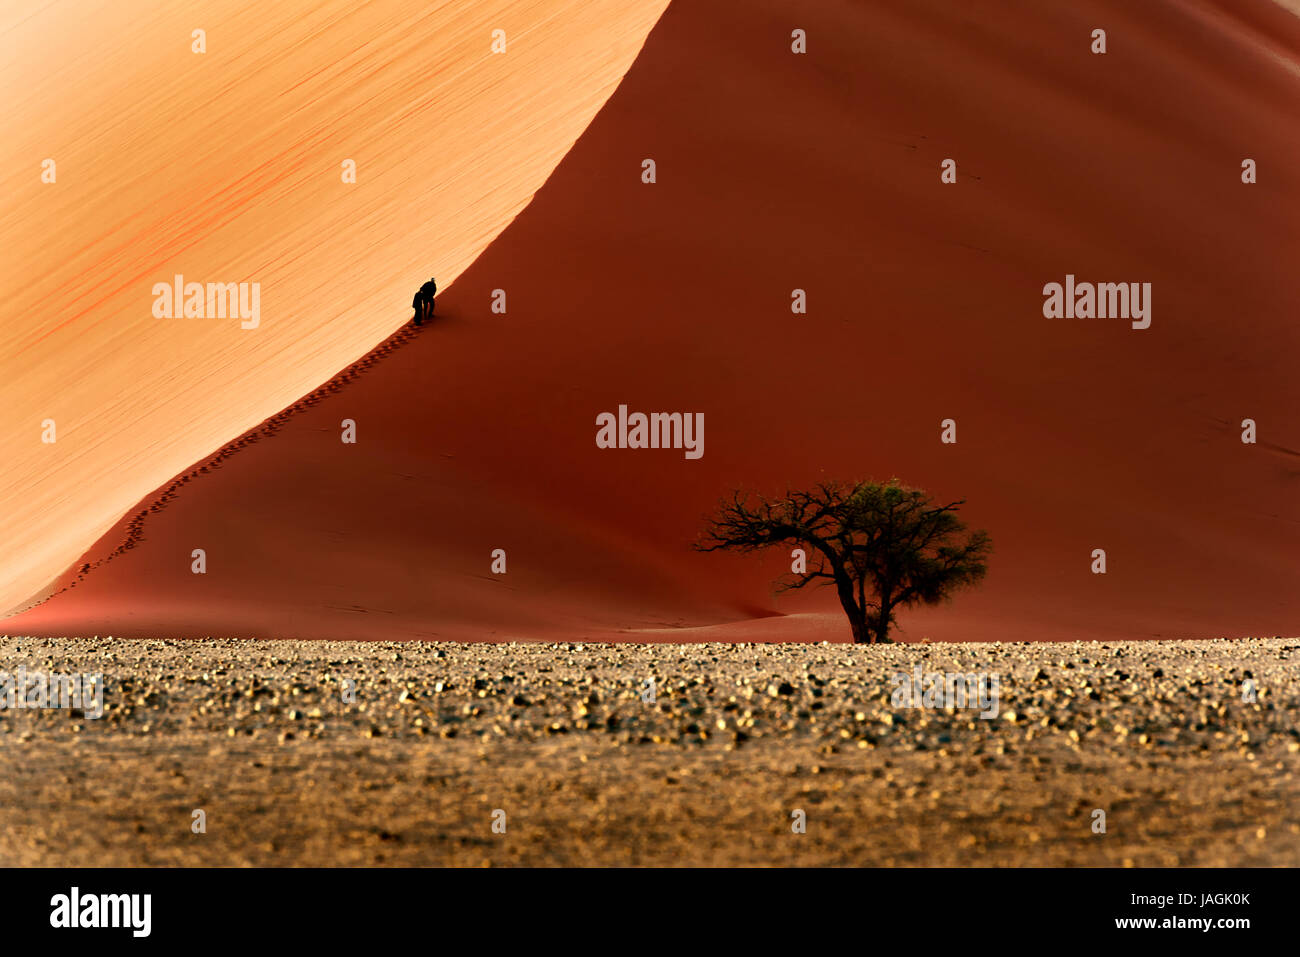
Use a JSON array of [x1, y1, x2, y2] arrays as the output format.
[[0, 636, 1295, 866]]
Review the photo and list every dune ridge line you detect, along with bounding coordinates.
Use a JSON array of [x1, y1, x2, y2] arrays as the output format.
[[13, 319, 432, 617]]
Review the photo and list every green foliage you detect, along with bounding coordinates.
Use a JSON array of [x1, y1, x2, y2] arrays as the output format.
[[697, 479, 991, 643]]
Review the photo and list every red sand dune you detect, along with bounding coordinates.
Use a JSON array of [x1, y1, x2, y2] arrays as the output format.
[[7, 0, 1300, 642], [0, 0, 670, 615]]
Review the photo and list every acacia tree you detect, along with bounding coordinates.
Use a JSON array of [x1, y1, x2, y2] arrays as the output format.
[[697, 479, 991, 644]]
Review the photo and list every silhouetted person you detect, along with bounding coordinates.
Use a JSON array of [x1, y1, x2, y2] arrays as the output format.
[[412, 277, 437, 325]]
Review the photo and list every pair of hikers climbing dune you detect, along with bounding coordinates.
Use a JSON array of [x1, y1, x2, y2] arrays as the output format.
[[412, 277, 437, 325]]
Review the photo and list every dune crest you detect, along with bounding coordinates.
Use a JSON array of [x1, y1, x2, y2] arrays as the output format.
[[8, 0, 1300, 642], [0, 0, 670, 615]]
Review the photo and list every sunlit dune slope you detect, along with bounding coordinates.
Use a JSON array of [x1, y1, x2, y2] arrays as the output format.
[[8, 0, 1300, 641], [0, 0, 670, 614]]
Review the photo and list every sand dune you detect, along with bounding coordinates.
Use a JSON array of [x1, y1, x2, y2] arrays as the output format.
[[7, 0, 1300, 641], [0, 0, 670, 615]]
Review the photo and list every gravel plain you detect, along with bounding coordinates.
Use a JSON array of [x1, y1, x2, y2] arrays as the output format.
[[0, 636, 1296, 866]]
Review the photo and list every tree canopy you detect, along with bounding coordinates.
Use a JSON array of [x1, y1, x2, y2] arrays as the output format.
[[697, 479, 991, 644]]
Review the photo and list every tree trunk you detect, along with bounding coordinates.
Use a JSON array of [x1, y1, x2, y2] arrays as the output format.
[[832, 569, 868, 643], [875, 597, 893, 644]]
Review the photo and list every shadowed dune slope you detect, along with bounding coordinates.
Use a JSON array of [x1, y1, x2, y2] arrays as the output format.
[[8, 0, 1300, 641], [0, 0, 671, 614]]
